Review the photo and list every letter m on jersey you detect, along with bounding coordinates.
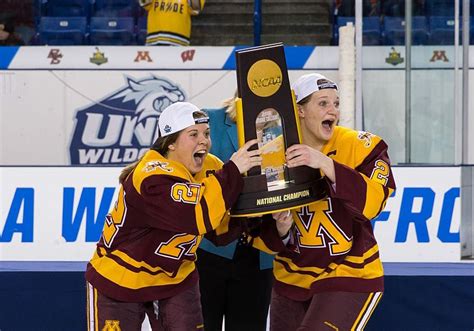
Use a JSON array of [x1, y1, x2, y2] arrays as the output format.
[[295, 200, 353, 256]]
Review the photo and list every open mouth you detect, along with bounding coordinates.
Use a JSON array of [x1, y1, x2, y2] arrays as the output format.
[[193, 150, 207, 165], [322, 119, 334, 130]]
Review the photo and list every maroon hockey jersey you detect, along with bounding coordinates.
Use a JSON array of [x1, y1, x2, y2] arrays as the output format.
[[255, 126, 396, 301], [85, 149, 242, 302]]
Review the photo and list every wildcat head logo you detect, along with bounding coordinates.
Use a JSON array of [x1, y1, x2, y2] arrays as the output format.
[[69, 75, 185, 165]]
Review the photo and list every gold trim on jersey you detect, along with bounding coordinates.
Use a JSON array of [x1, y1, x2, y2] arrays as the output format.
[[252, 236, 278, 255], [147, 35, 190, 46], [202, 180, 226, 229], [195, 200, 206, 234], [274, 245, 383, 289], [352, 292, 383, 331], [321, 127, 383, 169], [90, 248, 195, 289], [132, 150, 230, 234], [340, 244, 380, 264], [86, 282, 99, 331], [362, 174, 390, 220], [134, 150, 194, 193], [214, 213, 230, 235]]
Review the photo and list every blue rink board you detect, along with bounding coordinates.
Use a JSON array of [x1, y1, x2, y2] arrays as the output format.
[[0, 262, 473, 331], [2, 261, 473, 275]]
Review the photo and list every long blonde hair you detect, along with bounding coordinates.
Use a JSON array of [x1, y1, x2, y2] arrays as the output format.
[[223, 90, 238, 123], [118, 110, 208, 184]]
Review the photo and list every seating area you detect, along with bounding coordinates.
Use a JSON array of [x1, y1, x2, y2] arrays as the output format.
[[34, 0, 147, 45], [333, 15, 471, 45], [332, 1, 474, 45], [15, 0, 474, 46]]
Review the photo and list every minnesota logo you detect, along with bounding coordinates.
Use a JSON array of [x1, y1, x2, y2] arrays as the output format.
[[135, 51, 153, 62], [102, 320, 121, 331], [430, 50, 449, 62]]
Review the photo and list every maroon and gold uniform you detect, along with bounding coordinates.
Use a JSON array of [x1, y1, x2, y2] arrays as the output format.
[[85, 149, 242, 302], [256, 126, 396, 301]]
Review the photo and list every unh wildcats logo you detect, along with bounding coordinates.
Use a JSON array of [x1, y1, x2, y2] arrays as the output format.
[[69, 75, 185, 165]]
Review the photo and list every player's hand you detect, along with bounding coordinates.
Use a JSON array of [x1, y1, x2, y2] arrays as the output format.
[[230, 139, 262, 174], [272, 210, 293, 237], [286, 144, 335, 182]]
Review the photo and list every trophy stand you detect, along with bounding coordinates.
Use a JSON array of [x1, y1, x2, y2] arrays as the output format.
[[231, 43, 327, 217]]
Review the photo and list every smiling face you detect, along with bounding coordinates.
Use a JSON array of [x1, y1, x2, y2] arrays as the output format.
[[297, 88, 339, 150], [166, 123, 211, 175]]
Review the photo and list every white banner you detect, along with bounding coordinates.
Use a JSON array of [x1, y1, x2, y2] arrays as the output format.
[[374, 167, 461, 262], [3, 46, 471, 70], [7, 46, 237, 70], [0, 167, 461, 262], [0, 167, 119, 261]]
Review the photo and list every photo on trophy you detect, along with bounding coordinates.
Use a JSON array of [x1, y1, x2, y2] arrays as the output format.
[[255, 108, 287, 191]]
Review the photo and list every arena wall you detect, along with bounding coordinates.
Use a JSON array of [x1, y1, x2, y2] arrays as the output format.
[[0, 45, 472, 330]]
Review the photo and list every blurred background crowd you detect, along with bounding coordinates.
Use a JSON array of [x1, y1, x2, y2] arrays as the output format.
[[0, 0, 470, 47]]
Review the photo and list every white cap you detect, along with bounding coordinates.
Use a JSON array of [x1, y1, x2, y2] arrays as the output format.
[[158, 102, 209, 137], [292, 73, 338, 103]]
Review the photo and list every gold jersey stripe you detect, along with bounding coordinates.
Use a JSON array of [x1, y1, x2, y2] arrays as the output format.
[[194, 155, 228, 231], [362, 174, 386, 220], [93, 248, 195, 285], [98, 247, 175, 275], [252, 237, 278, 255], [353, 292, 375, 329], [86, 282, 99, 331], [276, 244, 379, 272], [147, 36, 189, 46], [195, 200, 206, 235], [93, 285, 98, 331], [275, 256, 326, 275], [274, 252, 383, 289], [204, 176, 227, 230], [321, 127, 383, 169], [133, 150, 195, 194], [214, 214, 230, 235], [90, 253, 195, 289], [342, 244, 380, 264], [353, 292, 383, 331], [322, 258, 383, 280]]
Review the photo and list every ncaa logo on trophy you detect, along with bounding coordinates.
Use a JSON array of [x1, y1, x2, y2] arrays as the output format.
[[231, 42, 326, 217]]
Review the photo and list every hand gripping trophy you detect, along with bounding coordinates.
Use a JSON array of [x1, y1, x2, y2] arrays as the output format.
[[231, 43, 326, 217]]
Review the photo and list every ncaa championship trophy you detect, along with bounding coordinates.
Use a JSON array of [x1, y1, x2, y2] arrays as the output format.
[[231, 43, 326, 217]]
